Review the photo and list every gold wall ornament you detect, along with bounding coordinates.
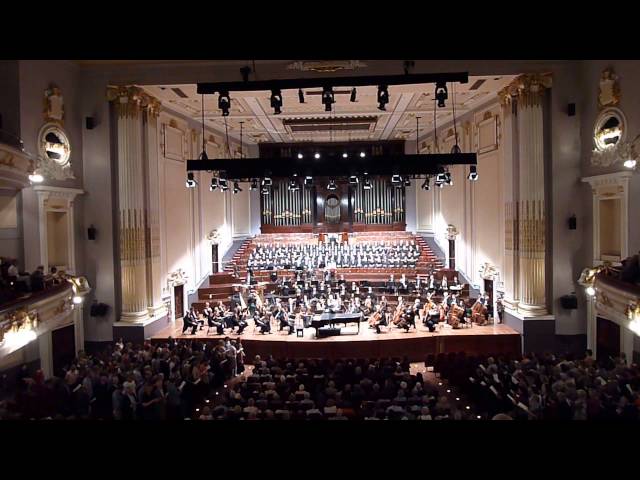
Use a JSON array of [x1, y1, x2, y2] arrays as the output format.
[[498, 73, 552, 107], [107, 86, 161, 119], [598, 67, 620, 110], [43, 84, 64, 125]]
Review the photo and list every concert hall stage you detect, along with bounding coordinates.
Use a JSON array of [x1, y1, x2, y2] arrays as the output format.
[[150, 322, 521, 362]]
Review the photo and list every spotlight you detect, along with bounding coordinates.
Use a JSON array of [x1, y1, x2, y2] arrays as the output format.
[[391, 174, 402, 184], [363, 175, 372, 190], [270, 89, 283, 115], [289, 175, 299, 191], [349, 175, 359, 185], [73, 295, 83, 304], [322, 86, 335, 112], [360, 151, 366, 158], [298, 88, 305, 104], [28, 173, 44, 183], [624, 159, 637, 169], [585, 286, 595, 296], [261, 186, 270, 195], [403, 177, 411, 187], [298, 153, 304, 159], [421, 177, 430, 190], [377, 85, 389, 111], [350, 88, 357, 102], [468, 165, 479, 181], [250, 179, 258, 190], [218, 91, 231, 116], [210, 177, 219, 191], [435, 82, 448, 108], [262, 177, 272, 187], [186, 172, 197, 188], [233, 181, 242, 194], [327, 179, 337, 191], [304, 176, 313, 187], [219, 178, 229, 192], [314, 153, 321, 159], [342, 153, 348, 158], [444, 172, 453, 186]]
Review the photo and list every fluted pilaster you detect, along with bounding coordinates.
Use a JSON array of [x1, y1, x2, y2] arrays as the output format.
[[500, 74, 551, 315]]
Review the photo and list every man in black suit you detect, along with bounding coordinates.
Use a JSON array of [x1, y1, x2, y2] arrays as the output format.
[[182, 309, 198, 335]]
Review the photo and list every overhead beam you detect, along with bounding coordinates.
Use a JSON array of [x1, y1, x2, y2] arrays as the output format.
[[186, 153, 476, 179], [197, 72, 469, 94]]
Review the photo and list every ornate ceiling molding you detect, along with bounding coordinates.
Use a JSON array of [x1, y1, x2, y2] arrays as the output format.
[[498, 73, 552, 107], [106, 85, 162, 119], [286, 60, 368, 73]]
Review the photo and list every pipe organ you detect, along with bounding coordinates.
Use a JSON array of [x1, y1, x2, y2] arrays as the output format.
[[261, 176, 405, 232]]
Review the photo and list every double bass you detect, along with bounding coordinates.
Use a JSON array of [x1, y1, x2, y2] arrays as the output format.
[[368, 308, 382, 328], [392, 297, 405, 326], [471, 298, 489, 326], [447, 303, 466, 329]]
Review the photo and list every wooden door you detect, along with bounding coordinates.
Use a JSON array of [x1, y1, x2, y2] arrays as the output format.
[[596, 316, 620, 362], [52, 324, 76, 377], [174, 284, 184, 319]]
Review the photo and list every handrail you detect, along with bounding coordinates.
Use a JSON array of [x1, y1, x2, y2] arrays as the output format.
[[0, 283, 71, 316]]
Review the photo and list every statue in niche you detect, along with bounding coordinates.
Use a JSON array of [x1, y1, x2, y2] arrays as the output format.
[[44, 85, 64, 124], [598, 68, 620, 110]]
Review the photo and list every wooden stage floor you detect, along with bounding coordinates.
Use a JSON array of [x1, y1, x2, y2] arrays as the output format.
[[151, 321, 521, 362]]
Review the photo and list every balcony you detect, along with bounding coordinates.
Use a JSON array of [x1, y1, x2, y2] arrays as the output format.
[[0, 131, 33, 190], [593, 264, 640, 335]]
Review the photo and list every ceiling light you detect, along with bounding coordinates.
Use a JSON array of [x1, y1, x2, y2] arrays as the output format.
[[210, 177, 219, 191], [421, 178, 430, 190], [298, 153, 304, 159], [468, 165, 479, 181], [304, 176, 313, 187], [349, 175, 359, 185], [435, 82, 448, 108], [360, 151, 366, 158], [624, 159, 637, 169], [321, 86, 335, 112], [218, 91, 231, 116], [391, 174, 402, 184], [342, 153, 348, 158], [327, 179, 337, 191], [350, 88, 357, 102], [233, 181, 242, 194], [298, 88, 305, 103], [270, 89, 283, 115], [186, 172, 197, 188], [29, 173, 44, 183], [250, 179, 258, 190], [377, 85, 389, 111], [314, 153, 321, 159]]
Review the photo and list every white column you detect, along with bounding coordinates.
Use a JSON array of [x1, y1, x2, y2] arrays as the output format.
[[109, 86, 150, 322], [38, 330, 52, 379]]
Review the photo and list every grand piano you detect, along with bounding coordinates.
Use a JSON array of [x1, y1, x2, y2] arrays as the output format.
[[310, 311, 362, 338]]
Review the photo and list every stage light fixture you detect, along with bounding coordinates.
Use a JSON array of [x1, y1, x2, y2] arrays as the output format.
[[210, 177, 219, 191], [28, 173, 44, 183], [349, 175, 359, 185], [444, 171, 453, 186], [327, 179, 337, 191], [403, 177, 411, 187], [250, 179, 258, 190], [233, 181, 242, 194], [391, 174, 402, 184], [435, 81, 448, 108], [467, 165, 479, 181], [186, 172, 197, 188], [218, 91, 231, 116], [421, 177, 430, 190], [298, 88, 305, 103], [342, 153, 348, 158], [304, 176, 313, 187], [219, 178, 229, 191], [624, 159, 637, 169], [321, 86, 335, 112], [298, 153, 304, 159], [451, 144, 461, 154], [350, 88, 357, 102], [314, 152, 321, 159], [360, 151, 366, 158], [363, 174, 372, 190], [262, 177, 272, 187], [377, 85, 389, 111], [270, 88, 283, 115], [289, 174, 299, 191], [261, 186, 270, 195]]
